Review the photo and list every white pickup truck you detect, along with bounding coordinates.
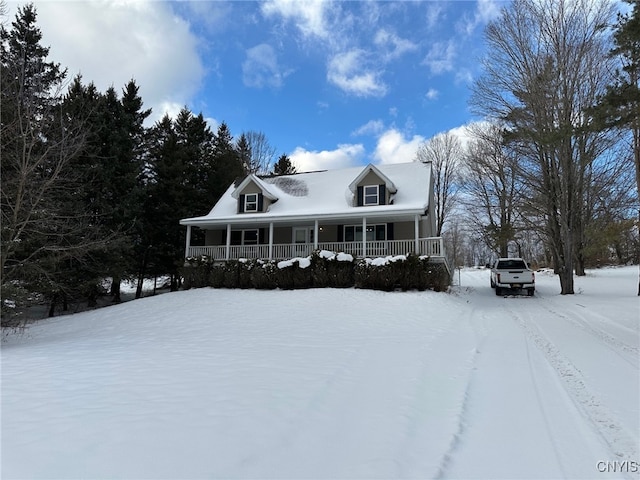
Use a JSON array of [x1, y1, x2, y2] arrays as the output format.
[[490, 258, 535, 296]]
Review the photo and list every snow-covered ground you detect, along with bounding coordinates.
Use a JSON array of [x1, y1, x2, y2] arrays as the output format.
[[2, 266, 639, 479]]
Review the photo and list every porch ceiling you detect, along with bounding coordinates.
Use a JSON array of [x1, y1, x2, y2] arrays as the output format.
[[183, 210, 427, 230]]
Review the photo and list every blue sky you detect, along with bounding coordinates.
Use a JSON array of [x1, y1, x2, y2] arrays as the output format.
[[8, 1, 504, 171]]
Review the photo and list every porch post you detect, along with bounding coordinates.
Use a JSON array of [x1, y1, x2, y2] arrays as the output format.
[[225, 223, 231, 260], [269, 222, 274, 260], [414, 214, 420, 254], [184, 225, 192, 259], [313, 219, 319, 250], [362, 217, 367, 258]]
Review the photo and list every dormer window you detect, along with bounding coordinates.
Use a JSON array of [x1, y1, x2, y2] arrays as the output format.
[[364, 185, 379, 205], [245, 193, 258, 212]]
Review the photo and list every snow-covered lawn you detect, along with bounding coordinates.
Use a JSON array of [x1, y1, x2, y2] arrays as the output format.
[[2, 267, 639, 479]]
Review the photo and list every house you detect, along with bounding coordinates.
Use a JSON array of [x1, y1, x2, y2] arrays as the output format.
[[180, 161, 448, 268]]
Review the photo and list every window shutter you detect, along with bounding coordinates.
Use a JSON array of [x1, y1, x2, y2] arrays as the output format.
[[231, 231, 242, 245], [238, 194, 245, 213], [379, 184, 386, 205], [337, 225, 344, 242], [357, 186, 363, 206], [387, 222, 394, 240], [259, 228, 266, 244], [258, 193, 264, 212], [221, 229, 226, 244]]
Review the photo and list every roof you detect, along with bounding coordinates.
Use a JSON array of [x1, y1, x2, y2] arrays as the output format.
[[180, 161, 432, 226], [348, 163, 397, 194], [231, 174, 279, 201]]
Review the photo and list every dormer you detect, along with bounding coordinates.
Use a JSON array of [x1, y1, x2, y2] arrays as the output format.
[[232, 174, 278, 213], [348, 164, 398, 207]]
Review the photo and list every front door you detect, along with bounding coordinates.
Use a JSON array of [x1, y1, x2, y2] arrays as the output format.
[[292, 227, 314, 256]]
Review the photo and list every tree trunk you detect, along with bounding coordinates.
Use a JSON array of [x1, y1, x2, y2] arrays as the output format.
[[111, 276, 122, 303], [48, 293, 57, 318], [574, 253, 586, 276], [135, 276, 144, 299], [135, 247, 150, 299]]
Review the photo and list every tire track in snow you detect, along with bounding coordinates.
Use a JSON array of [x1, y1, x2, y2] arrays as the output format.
[[512, 306, 639, 465], [537, 302, 638, 368], [432, 306, 489, 479], [520, 318, 569, 478]]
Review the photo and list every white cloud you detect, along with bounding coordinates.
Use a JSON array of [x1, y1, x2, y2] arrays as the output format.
[[327, 50, 387, 98], [458, 0, 502, 36], [243, 44, 289, 89], [455, 69, 474, 86], [373, 29, 417, 61], [425, 88, 439, 100], [446, 123, 476, 151], [475, 0, 502, 26], [374, 129, 426, 165], [423, 41, 456, 75], [425, 4, 445, 29], [261, 0, 331, 39], [26, 1, 204, 124], [352, 120, 385, 137], [290, 144, 365, 172], [155, 101, 185, 123]]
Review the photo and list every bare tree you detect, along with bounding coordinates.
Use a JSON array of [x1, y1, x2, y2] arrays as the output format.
[[415, 132, 463, 236], [242, 131, 277, 175], [1, 5, 111, 319], [471, 0, 617, 294], [463, 122, 524, 257]]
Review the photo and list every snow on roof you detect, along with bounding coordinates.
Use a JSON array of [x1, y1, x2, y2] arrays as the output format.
[[180, 161, 432, 226], [348, 163, 397, 194], [230, 174, 279, 201]]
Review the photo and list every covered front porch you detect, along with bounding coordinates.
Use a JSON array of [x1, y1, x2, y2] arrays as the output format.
[[186, 237, 445, 262], [183, 215, 446, 263]]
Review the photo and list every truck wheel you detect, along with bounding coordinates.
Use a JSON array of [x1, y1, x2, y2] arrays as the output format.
[[490, 279, 495, 288], [495, 287, 502, 296], [527, 289, 534, 297]]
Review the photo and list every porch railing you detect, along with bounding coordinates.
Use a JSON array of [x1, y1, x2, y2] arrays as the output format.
[[187, 237, 444, 261]]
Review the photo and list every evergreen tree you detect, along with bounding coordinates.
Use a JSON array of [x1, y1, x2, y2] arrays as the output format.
[[141, 111, 238, 292], [590, 0, 640, 294], [1, 4, 108, 318], [236, 133, 252, 174], [213, 122, 245, 192], [272, 153, 297, 175]]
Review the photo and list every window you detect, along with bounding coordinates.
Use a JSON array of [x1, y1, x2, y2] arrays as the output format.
[[242, 229, 258, 245], [230, 229, 259, 245], [344, 224, 386, 242], [244, 193, 258, 212], [293, 227, 314, 244], [364, 185, 379, 205]]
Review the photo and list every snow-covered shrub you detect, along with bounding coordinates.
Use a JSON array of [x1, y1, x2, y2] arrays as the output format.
[[421, 261, 450, 292], [198, 251, 449, 292], [310, 250, 354, 288], [209, 263, 226, 288], [181, 256, 212, 290], [276, 258, 313, 290], [250, 260, 278, 289], [354, 254, 450, 292], [237, 260, 253, 289], [222, 261, 241, 288]]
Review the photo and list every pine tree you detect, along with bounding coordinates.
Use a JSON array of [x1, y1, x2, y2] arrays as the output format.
[[141, 111, 235, 292], [272, 153, 297, 175], [1, 4, 109, 318], [236, 133, 252, 173], [590, 0, 640, 294]]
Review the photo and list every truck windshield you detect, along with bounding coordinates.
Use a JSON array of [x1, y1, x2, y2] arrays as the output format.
[[497, 260, 527, 269]]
